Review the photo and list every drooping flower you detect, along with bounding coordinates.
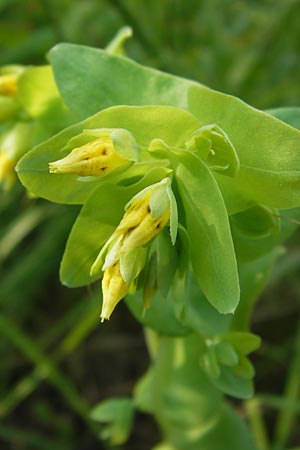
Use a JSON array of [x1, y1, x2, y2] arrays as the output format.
[[91, 177, 178, 320]]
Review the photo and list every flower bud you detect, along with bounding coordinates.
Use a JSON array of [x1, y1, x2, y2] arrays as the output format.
[[49, 136, 128, 176]]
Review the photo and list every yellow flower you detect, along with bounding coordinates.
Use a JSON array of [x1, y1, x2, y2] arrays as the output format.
[[49, 136, 127, 176], [116, 191, 170, 254], [101, 261, 128, 321], [0, 73, 18, 96], [91, 178, 176, 321]]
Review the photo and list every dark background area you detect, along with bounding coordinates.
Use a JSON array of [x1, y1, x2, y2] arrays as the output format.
[[0, 1, 300, 449]]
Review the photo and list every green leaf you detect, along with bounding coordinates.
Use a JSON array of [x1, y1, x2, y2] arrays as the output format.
[[231, 205, 280, 239], [189, 87, 300, 209], [49, 44, 300, 209], [200, 347, 220, 379], [231, 250, 279, 331], [90, 397, 135, 445], [16, 105, 200, 204], [126, 288, 191, 337], [60, 166, 170, 287], [267, 107, 300, 129], [17, 65, 75, 139], [172, 270, 231, 338], [214, 342, 239, 367], [49, 43, 194, 120], [175, 151, 239, 314], [231, 207, 300, 262], [223, 332, 261, 355], [211, 365, 254, 399], [185, 124, 240, 177]]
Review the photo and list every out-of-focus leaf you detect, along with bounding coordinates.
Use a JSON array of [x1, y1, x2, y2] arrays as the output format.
[[90, 397, 135, 445]]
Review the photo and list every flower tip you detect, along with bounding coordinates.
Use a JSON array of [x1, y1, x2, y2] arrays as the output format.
[[100, 314, 109, 323], [48, 161, 60, 173]]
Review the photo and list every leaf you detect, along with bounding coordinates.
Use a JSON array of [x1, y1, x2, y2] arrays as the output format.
[[16, 105, 200, 204], [172, 270, 231, 338], [50, 44, 300, 209], [189, 86, 300, 209], [126, 288, 191, 337], [175, 151, 239, 314], [231, 207, 300, 262], [231, 205, 280, 239], [267, 107, 300, 129], [223, 332, 261, 355], [185, 124, 240, 177], [211, 366, 254, 399], [90, 397, 135, 445], [214, 342, 239, 367], [49, 43, 195, 120], [17, 65, 75, 139]]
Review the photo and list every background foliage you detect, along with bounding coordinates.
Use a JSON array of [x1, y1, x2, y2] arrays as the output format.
[[0, 1, 300, 449]]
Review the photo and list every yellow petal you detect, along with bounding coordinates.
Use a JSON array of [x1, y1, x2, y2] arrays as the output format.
[[101, 262, 128, 321], [49, 137, 127, 176]]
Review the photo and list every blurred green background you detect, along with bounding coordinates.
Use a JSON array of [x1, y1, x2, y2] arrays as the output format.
[[0, 1, 300, 449]]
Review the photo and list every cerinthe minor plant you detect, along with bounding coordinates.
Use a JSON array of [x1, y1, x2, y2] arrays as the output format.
[[12, 29, 300, 449]]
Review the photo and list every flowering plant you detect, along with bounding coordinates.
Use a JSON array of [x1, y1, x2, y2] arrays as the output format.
[[13, 31, 300, 449]]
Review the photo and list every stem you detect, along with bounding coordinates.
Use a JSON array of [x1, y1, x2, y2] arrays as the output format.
[[273, 320, 300, 450], [245, 398, 270, 450]]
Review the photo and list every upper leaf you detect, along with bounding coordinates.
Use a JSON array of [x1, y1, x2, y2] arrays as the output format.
[[49, 43, 300, 210], [175, 150, 240, 314]]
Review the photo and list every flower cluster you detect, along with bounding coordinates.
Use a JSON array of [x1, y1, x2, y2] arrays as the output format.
[[91, 178, 174, 320]]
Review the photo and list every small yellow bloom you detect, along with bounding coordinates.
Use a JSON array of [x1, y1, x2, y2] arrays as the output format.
[[49, 136, 127, 176], [0, 73, 18, 96], [101, 261, 129, 321], [117, 193, 170, 254], [0, 150, 16, 189], [93, 178, 175, 321]]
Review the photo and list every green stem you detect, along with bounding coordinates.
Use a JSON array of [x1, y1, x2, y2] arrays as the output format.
[[245, 398, 270, 450], [273, 320, 300, 450]]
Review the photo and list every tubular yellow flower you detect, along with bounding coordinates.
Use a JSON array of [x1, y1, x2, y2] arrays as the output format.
[[93, 178, 177, 321], [49, 136, 127, 176], [117, 194, 170, 254], [101, 261, 128, 321], [0, 73, 18, 96]]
